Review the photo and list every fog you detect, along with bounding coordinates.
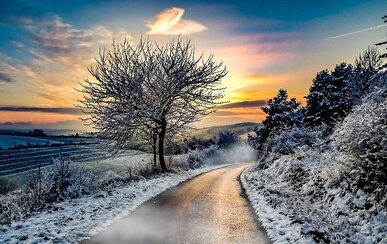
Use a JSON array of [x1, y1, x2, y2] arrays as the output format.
[[206, 142, 257, 165]]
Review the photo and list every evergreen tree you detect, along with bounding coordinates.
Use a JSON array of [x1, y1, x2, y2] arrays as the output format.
[[305, 63, 353, 126], [217, 131, 239, 148], [257, 89, 301, 150]]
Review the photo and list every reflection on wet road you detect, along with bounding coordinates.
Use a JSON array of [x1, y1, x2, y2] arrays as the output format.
[[84, 163, 271, 244]]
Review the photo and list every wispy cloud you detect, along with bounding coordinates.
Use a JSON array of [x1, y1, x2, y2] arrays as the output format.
[[327, 24, 387, 40], [0, 106, 82, 115], [146, 7, 207, 35]]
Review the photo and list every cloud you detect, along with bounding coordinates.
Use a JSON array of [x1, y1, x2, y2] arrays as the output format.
[[0, 106, 82, 115], [0, 15, 131, 106], [0, 72, 14, 83], [147, 7, 207, 35], [211, 33, 302, 74], [327, 24, 387, 40], [22, 16, 92, 55], [218, 100, 266, 109]]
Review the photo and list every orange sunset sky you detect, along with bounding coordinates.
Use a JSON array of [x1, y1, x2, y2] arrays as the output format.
[[0, 0, 386, 131]]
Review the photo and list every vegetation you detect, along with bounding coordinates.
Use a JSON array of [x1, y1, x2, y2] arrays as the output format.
[[245, 16, 386, 242], [79, 37, 227, 170]]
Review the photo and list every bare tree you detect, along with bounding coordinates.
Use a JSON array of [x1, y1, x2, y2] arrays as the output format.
[[79, 37, 227, 170], [375, 15, 387, 69], [354, 46, 381, 72], [351, 46, 382, 102]]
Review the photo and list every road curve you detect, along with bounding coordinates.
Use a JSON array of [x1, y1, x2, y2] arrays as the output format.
[[83, 163, 272, 244]]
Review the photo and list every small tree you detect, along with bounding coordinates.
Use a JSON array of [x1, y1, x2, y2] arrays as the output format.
[[256, 89, 302, 151], [79, 37, 227, 170], [46, 155, 71, 202]]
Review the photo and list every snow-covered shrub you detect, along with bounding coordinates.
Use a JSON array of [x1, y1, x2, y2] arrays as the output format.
[[46, 156, 96, 202], [260, 125, 330, 168], [0, 168, 48, 225], [369, 70, 387, 90], [0, 191, 35, 225], [185, 145, 219, 169], [243, 139, 387, 243], [27, 167, 45, 210], [99, 170, 130, 191], [332, 87, 386, 199]]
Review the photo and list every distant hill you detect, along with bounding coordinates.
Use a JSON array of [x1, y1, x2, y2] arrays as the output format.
[[190, 122, 261, 140], [0, 120, 92, 136]]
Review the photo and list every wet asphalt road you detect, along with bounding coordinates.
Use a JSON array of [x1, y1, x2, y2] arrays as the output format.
[[83, 163, 272, 244]]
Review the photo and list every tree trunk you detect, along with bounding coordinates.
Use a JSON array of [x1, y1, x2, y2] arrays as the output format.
[[153, 137, 157, 168], [158, 122, 167, 171]]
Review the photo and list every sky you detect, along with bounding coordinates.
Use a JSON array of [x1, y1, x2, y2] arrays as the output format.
[[0, 0, 386, 131]]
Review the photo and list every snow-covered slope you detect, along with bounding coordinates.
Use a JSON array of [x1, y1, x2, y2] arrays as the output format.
[[241, 86, 387, 243]]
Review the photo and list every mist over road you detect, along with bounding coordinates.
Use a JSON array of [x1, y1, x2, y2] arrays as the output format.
[[84, 163, 271, 244]]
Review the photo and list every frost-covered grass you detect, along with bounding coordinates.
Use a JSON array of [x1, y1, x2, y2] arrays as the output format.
[[80, 150, 153, 176], [242, 87, 387, 243], [0, 165, 223, 243]]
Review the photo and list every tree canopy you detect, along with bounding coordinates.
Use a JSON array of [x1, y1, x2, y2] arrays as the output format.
[[79, 37, 227, 170]]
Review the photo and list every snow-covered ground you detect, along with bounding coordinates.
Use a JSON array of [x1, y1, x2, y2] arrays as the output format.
[[81, 150, 154, 176], [241, 166, 313, 243], [1, 165, 223, 243]]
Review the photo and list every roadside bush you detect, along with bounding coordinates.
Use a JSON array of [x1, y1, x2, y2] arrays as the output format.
[[45, 156, 96, 201], [0, 192, 34, 225], [259, 126, 331, 168], [333, 87, 387, 198], [27, 167, 45, 210], [186, 146, 215, 169]]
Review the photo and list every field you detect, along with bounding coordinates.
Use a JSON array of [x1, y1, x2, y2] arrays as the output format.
[[0, 144, 105, 176], [0, 135, 60, 149]]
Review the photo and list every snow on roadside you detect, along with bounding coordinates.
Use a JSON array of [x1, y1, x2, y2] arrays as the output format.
[[1, 165, 223, 243], [241, 166, 312, 244]]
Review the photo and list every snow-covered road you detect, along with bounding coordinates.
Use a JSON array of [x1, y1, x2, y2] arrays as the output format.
[[84, 163, 271, 244]]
